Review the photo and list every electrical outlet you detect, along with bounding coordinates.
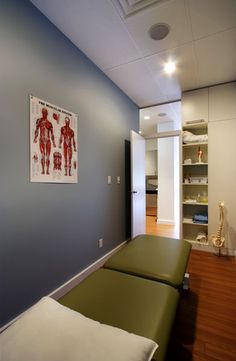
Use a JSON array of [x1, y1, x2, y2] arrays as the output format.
[[98, 238, 103, 248], [117, 176, 121, 184]]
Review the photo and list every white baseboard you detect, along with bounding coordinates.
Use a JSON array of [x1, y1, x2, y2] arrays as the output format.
[[191, 243, 214, 253], [191, 243, 236, 256], [157, 219, 175, 225], [214, 247, 236, 257], [49, 241, 127, 300], [0, 240, 127, 333]]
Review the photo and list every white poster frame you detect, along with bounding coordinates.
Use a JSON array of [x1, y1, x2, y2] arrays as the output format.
[[30, 95, 78, 183]]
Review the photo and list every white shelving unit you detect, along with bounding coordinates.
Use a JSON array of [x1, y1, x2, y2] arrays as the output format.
[[182, 121, 208, 246]]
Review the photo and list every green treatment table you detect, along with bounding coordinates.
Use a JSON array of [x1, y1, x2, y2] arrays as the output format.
[[104, 234, 192, 288], [59, 268, 179, 361]]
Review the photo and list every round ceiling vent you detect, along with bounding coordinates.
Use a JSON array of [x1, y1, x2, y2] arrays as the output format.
[[158, 112, 166, 117], [148, 23, 170, 41]]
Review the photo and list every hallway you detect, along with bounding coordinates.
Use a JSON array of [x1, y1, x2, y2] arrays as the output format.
[[146, 215, 179, 238]]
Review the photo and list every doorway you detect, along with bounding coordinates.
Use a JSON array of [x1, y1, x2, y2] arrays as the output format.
[[145, 139, 158, 218], [145, 136, 180, 238], [140, 101, 181, 238]]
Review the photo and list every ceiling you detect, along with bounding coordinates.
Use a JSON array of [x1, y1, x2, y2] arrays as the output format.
[[30, 0, 236, 136], [140, 100, 181, 136], [30, 0, 236, 110]]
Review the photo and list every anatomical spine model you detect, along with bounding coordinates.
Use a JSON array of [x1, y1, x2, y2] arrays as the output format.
[[211, 202, 225, 255]]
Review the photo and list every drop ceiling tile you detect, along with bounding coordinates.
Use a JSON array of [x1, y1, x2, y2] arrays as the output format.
[[105, 60, 167, 106], [139, 96, 169, 107], [195, 28, 236, 87], [30, 0, 236, 108], [145, 43, 198, 100], [111, 0, 169, 18], [138, 96, 169, 108], [125, 0, 193, 57], [187, 0, 236, 40], [31, 0, 141, 70]]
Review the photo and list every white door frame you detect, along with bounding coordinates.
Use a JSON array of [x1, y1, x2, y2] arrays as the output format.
[[145, 130, 181, 238]]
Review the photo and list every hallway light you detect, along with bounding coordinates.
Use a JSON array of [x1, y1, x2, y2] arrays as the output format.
[[164, 60, 176, 74]]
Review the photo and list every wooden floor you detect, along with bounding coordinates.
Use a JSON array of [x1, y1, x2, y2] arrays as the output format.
[[146, 215, 179, 238], [166, 250, 236, 361], [146, 206, 157, 217], [146, 212, 236, 360]]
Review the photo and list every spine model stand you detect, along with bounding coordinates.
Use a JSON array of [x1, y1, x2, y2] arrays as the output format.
[[211, 202, 225, 256]]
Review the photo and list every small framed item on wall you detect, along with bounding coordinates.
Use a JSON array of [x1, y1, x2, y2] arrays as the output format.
[[30, 95, 78, 183]]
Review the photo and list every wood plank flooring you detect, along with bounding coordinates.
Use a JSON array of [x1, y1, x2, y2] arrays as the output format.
[[146, 215, 179, 238], [146, 215, 236, 360], [166, 250, 236, 361], [146, 206, 157, 217]]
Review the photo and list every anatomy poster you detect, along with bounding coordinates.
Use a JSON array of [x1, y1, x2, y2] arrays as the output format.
[[30, 95, 78, 183]]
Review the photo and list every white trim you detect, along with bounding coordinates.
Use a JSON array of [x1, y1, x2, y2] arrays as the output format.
[[49, 241, 126, 300], [145, 130, 181, 139], [157, 219, 175, 225], [0, 241, 127, 333]]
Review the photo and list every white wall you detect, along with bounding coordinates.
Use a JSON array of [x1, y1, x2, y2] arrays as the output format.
[[157, 122, 175, 224], [145, 150, 157, 175], [174, 136, 180, 228], [157, 137, 175, 224]]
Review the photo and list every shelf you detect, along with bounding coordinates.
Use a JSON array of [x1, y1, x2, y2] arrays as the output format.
[[183, 183, 208, 186], [183, 142, 208, 147], [182, 118, 208, 245], [183, 202, 208, 205], [183, 163, 208, 166], [184, 239, 209, 246], [183, 219, 208, 226], [183, 122, 208, 130]]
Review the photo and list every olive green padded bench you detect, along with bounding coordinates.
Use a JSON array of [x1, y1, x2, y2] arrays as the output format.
[[59, 268, 179, 361], [104, 234, 191, 289]]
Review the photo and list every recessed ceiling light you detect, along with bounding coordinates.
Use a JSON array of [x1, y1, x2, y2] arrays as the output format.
[[158, 112, 166, 117], [139, 130, 142, 134], [148, 23, 170, 41], [164, 60, 176, 74], [144, 115, 150, 120]]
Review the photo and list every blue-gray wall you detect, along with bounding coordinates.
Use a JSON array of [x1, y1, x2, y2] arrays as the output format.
[[0, 0, 138, 326]]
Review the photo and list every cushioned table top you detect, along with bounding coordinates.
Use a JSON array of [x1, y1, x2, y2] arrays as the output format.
[[104, 234, 192, 288], [59, 268, 179, 361]]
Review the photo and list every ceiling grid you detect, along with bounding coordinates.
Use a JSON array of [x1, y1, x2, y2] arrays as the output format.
[[30, 0, 236, 107]]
